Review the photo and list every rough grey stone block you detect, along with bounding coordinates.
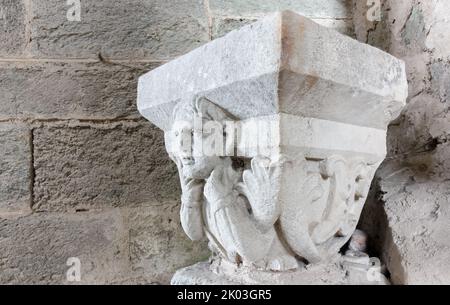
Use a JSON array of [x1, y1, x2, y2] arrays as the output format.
[[430, 60, 450, 103], [0, 61, 159, 120], [33, 123, 180, 212], [212, 17, 257, 39], [0, 0, 27, 56], [212, 17, 354, 39], [400, 5, 427, 53], [30, 0, 209, 60], [209, 0, 352, 18], [425, 1, 450, 59], [0, 210, 129, 284], [380, 170, 450, 284], [127, 204, 209, 284], [0, 207, 209, 284], [0, 123, 31, 218], [313, 18, 354, 36]]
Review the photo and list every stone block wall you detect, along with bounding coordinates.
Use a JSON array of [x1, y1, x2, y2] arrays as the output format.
[[353, 0, 450, 284], [0, 0, 352, 284]]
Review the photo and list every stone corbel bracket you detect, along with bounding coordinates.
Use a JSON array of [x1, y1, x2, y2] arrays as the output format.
[[137, 11, 407, 270]]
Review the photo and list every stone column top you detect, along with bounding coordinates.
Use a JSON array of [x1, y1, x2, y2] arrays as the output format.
[[138, 10, 407, 131]]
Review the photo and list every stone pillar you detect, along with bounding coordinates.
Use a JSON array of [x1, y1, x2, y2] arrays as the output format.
[[137, 11, 407, 284]]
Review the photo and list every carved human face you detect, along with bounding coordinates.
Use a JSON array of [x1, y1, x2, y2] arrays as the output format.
[[170, 119, 222, 180]]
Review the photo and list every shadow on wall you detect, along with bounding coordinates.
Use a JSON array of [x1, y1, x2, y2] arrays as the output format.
[[357, 176, 407, 285], [356, 0, 450, 285]]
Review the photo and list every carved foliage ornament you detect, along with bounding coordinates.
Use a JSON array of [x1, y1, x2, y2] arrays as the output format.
[[166, 97, 377, 271]]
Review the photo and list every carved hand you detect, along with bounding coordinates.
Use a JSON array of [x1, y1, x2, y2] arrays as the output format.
[[237, 157, 283, 229], [204, 165, 236, 211], [176, 161, 204, 207], [181, 179, 204, 207]]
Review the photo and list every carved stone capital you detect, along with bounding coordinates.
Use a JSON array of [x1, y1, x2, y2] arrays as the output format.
[[137, 11, 407, 282]]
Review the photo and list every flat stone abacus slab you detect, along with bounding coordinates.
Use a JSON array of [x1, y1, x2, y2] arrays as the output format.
[[138, 10, 407, 132]]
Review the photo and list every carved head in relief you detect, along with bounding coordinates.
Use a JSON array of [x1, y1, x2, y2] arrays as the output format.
[[167, 96, 232, 180]]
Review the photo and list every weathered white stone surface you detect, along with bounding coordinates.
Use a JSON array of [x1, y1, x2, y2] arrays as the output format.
[[171, 254, 389, 285], [138, 11, 407, 284], [172, 229, 389, 285], [138, 11, 407, 131]]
